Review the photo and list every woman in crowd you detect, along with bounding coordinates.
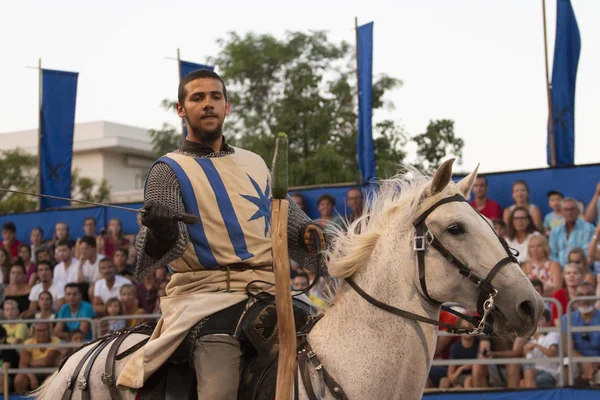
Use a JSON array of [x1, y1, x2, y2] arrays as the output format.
[[49, 222, 75, 256], [503, 180, 543, 231], [567, 248, 596, 286], [521, 235, 562, 297], [98, 218, 130, 259], [74, 217, 99, 258], [316, 193, 335, 227], [19, 244, 37, 286], [3, 264, 31, 318], [29, 227, 44, 258], [551, 262, 586, 325], [0, 247, 11, 285], [506, 206, 539, 264]]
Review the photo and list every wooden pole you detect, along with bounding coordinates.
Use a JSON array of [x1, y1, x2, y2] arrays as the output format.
[[272, 133, 295, 400], [177, 48, 186, 144], [542, 0, 556, 167], [37, 58, 43, 210], [3, 362, 9, 399]]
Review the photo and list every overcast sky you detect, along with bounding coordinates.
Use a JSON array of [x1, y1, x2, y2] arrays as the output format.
[[0, 0, 597, 174]]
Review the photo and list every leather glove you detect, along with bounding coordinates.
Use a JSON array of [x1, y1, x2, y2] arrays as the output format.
[[303, 223, 326, 254], [141, 201, 176, 233]]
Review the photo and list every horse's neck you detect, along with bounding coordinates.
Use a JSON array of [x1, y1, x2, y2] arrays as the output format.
[[307, 260, 440, 399]]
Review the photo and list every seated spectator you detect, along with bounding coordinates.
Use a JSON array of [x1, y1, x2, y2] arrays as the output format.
[[136, 272, 158, 315], [29, 227, 44, 259], [19, 244, 37, 286], [503, 180, 543, 232], [330, 187, 364, 229], [114, 248, 135, 281], [34, 246, 52, 265], [119, 284, 145, 328], [290, 192, 307, 212], [92, 258, 132, 317], [77, 235, 104, 283], [316, 194, 336, 227], [25, 260, 64, 317], [469, 176, 502, 220], [474, 335, 526, 389], [0, 247, 11, 285], [568, 248, 596, 286], [426, 309, 459, 388], [521, 309, 559, 388], [0, 222, 21, 262], [522, 235, 562, 296], [0, 326, 19, 393], [14, 323, 61, 393], [55, 283, 95, 341], [53, 239, 80, 284], [506, 207, 540, 263], [439, 314, 479, 389], [552, 262, 586, 325], [492, 219, 507, 238], [102, 297, 126, 335], [587, 224, 600, 275], [29, 291, 56, 338], [74, 217, 100, 258], [584, 181, 600, 225], [550, 197, 595, 267], [562, 282, 600, 385], [4, 263, 31, 317], [98, 218, 130, 259], [2, 300, 28, 345], [544, 191, 565, 236], [49, 222, 76, 256]]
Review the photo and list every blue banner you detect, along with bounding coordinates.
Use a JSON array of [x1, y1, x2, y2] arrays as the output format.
[[179, 60, 214, 80], [357, 22, 376, 182], [548, 0, 580, 166], [40, 69, 79, 210]]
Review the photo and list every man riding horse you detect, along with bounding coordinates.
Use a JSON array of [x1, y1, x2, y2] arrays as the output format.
[[116, 69, 326, 399]]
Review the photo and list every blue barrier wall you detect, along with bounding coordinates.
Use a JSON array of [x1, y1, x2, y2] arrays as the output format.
[[424, 388, 599, 400], [1, 163, 598, 243]]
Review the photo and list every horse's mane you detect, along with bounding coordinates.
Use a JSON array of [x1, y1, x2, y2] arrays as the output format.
[[326, 167, 465, 279]]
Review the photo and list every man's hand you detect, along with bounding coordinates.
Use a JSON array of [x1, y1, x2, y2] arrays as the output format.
[[303, 224, 326, 254], [142, 201, 176, 233]]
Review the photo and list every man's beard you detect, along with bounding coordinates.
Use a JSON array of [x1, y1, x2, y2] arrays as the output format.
[[187, 118, 224, 143]]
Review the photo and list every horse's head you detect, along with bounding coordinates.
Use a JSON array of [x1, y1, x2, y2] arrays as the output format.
[[328, 159, 544, 338], [409, 159, 544, 337]]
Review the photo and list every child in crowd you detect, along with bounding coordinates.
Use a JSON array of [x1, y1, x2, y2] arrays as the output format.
[[103, 297, 126, 334], [2, 300, 28, 344], [439, 314, 480, 389], [119, 284, 146, 328], [544, 191, 564, 236], [521, 309, 559, 388]]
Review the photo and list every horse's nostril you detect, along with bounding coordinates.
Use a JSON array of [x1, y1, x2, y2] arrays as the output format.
[[518, 300, 535, 321]]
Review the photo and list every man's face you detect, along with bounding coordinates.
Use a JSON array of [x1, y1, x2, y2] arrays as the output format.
[[37, 250, 51, 262], [65, 287, 81, 306], [79, 242, 95, 260], [177, 78, 230, 143], [1, 229, 14, 243], [292, 276, 309, 290], [347, 189, 363, 214], [472, 178, 487, 198], [37, 264, 52, 283], [34, 324, 50, 343], [83, 219, 96, 236], [113, 250, 127, 267], [56, 245, 71, 262], [100, 261, 116, 280], [3, 303, 18, 320], [561, 200, 579, 223]]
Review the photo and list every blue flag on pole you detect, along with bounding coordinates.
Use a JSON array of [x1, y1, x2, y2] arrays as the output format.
[[548, 0, 580, 166], [40, 69, 79, 210], [357, 22, 376, 182], [179, 60, 215, 138], [179, 60, 214, 80]]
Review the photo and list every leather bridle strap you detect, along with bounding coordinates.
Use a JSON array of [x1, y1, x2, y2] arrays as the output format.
[[345, 278, 490, 335]]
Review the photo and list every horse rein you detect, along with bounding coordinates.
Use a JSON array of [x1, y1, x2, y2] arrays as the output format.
[[346, 193, 519, 336]]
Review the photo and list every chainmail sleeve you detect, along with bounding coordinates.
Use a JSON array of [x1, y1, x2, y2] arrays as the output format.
[[134, 161, 191, 282], [287, 196, 323, 274]]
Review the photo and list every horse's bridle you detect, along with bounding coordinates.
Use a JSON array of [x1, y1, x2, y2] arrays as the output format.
[[346, 193, 519, 336]]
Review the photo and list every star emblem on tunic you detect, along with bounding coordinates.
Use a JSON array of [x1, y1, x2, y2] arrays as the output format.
[[240, 175, 271, 236]]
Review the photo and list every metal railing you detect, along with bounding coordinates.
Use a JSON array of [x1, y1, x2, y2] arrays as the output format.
[[95, 313, 161, 338], [566, 295, 600, 385]]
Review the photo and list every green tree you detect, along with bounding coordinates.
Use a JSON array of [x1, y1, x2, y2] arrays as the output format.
[[412, 119, 465, 174], [0, 149, 111, 213]]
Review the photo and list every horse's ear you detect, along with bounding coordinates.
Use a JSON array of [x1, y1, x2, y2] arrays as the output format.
[[430, 158, 455, 196], [457, 163, 480, 199]]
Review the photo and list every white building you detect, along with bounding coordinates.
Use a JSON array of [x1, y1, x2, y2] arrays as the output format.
[[0, 121, 159, 203]]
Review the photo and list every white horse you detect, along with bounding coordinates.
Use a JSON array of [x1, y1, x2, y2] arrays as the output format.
[[33, 160, 544, 400]]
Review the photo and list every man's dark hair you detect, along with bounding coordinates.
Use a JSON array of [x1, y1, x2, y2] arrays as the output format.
[[84, 217, 97, 225], [294, 272, 310, 283], [37, 260, 54, 271], [114, 247, 129, 257], [2, 222, 16, 233], [178, 69, 228, 104], [80, 236, 97, 248], [56, 239, 73, 249], [100, 257, 114, 266], [317, 193, 336, 207], [476, 176, 488, 185], [65, 282, 81, 293], [18, 243, 31, 254]]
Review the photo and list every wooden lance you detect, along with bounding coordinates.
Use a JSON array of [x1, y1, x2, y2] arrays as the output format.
[[271, 132, 296, 400]]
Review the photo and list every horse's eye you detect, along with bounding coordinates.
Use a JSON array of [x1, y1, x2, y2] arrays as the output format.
[[447, 224, 464, 236]]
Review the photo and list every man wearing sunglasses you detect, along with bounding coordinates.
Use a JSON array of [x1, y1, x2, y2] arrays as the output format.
[[562, 282, 600, 385]]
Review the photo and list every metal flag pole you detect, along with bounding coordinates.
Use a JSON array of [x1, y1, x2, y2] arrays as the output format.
[[37, 58, 43, 210], [542, 0, 556, 167]]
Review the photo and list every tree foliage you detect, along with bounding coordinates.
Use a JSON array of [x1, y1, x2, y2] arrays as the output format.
[[150, 30, 464, 184], [0, 149, 111, 213], [412, 119, 464, 174]]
